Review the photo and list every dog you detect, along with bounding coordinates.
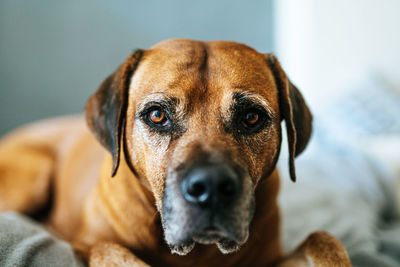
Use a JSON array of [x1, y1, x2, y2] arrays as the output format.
[[0, 39, 351, 266]]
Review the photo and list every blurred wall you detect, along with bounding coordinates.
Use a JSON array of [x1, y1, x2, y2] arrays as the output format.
[[274, 0, 400, 111], [0, 0, 274, 135]]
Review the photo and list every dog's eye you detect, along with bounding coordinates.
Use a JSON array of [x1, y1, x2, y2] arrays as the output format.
[[234, 108, 270, 134], [149, 109, 166, 124], [140, 103, 175, 133], [143, 106, 172, 132], [241, 110, 262, 129], [243, 111, 259, 127]]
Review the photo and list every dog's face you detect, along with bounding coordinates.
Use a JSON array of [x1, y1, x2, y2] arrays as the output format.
[[85, 39, 312, 255]]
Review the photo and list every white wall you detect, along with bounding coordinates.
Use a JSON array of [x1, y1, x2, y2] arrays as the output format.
[[274, 0, 400, 111]]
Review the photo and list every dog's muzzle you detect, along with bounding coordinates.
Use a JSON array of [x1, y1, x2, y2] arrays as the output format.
[[161, 161, 254, 255]]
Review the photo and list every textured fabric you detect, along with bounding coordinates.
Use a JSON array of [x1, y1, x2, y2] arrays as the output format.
[[279, 77, 400, 266], [0, 212, 84, 267]]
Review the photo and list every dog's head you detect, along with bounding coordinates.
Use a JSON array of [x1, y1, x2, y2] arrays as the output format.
[[85, 39, 312, 255]]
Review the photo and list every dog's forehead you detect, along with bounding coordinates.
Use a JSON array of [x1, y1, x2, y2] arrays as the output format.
[[206, 41, 277, 100], [130, 39, 278, 107]]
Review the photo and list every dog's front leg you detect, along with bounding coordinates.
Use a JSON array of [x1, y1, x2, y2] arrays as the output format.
[[89, 242, 150, 267], [276, 231, 352, 267]]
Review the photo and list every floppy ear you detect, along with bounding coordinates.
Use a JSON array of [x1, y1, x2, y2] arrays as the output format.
[[85, 49, 144, 177], [266, 54, 313, 182]]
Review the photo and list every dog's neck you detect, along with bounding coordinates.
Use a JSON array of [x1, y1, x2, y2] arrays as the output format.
[[79, 156, 282, 266]]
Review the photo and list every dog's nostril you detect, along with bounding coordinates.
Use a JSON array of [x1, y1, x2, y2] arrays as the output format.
[[187, 181, 207, 198], [181, 177, 210, 203], [218, 180, 237, 197]]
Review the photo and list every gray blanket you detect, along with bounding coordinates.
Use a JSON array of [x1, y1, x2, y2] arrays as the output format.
[[0, 212, 83, 267], [278, 77, 400, 266], [279, 116, 400, 266]]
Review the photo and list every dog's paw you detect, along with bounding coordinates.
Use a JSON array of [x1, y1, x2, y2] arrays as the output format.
[[89, 241, 150, 267]]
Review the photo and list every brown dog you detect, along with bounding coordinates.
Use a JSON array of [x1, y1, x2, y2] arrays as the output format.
[[0, 39, 351, 266]]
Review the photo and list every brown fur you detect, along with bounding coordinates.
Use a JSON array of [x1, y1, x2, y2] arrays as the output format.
[[0, 39, 350, 266]]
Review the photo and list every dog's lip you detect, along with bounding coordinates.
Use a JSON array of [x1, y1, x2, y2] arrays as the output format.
[[199, 225, 225, 235], [168, 226, 241, 254], [192, 225, 235, 244], [203, 226, 218, 232]]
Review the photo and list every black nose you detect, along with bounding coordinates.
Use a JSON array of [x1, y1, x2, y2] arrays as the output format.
[[180, 164, 240, 206]]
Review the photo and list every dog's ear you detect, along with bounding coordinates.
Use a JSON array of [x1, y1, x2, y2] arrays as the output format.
[[85, 49, 144, 177], [266, 54, 313, 182]]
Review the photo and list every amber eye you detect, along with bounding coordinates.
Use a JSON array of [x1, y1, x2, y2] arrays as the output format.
[[243, 111, 259, 127], [149, 109, 166, 124]]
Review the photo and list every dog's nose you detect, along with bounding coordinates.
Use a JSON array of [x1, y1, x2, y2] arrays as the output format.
[[180, 164, 240, 206]]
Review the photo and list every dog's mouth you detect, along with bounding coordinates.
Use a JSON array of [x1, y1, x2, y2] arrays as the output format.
[[194, 227, 242, 254], [193, 227, 227, 244], [168, 225, 244, 255]]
